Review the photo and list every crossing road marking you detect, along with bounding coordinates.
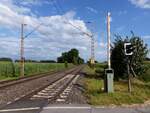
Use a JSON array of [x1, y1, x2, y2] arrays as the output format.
[[43, 106, 91, 109], [56, 98, 65, 102], [0, 106, 91, 112], [0, 107, 40, 112]]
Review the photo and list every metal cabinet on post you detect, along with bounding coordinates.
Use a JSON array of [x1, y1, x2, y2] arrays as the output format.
[[104, 69, 114, 93]]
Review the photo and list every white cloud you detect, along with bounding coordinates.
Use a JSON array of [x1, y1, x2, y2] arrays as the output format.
[[86, 6, 98, 14], [99, 42, 107, 48], [95, 49, 107, 62], [129, 0, 150, 9], [0, 0, 32, 15], [0, 37, 20, 59], [0, 3, 22, 28], [14, 0, 52, 6], [0, 1, 93, 60], [143, 35, 150, 39]]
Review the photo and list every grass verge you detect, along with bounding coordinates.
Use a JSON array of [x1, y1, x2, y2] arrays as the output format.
[[83, 64, 150, 106]]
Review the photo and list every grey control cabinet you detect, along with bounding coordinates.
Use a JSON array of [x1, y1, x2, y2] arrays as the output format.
[[104, 69, 114, 93]]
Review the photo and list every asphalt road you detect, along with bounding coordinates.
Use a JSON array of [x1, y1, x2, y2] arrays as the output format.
[[0, 104, 150, 113], [40, 104, 150, 113]]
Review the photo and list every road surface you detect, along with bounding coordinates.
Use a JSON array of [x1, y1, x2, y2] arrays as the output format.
[[0, 104, 150, 113]]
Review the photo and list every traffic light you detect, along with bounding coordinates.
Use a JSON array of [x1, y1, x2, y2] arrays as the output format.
[[124, 43, 134, 56]]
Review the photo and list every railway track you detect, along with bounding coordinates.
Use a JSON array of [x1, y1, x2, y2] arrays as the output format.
[[0, 66, 75, 89], [30, 71, 81, 104], [0, 65, 84, 108]]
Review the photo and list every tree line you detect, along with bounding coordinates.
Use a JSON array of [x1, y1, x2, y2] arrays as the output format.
[[57, 48, 84, 65], [0, 48, 85, 65], [0, 58, 56, 63]]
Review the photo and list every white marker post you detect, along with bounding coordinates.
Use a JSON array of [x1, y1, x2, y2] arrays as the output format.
[[104, 12, 114, 93], [107, 12, 111, 69]]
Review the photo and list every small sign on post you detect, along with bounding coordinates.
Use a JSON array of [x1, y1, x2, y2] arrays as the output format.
[[124, 43, 133, 56], [124, 42, 134, 92]]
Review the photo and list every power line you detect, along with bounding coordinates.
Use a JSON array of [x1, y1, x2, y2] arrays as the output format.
[[51, 0, 92, 38], [24, 23, 43, 39], [57, 0, 65, 13], [51, 0, 62, 14]]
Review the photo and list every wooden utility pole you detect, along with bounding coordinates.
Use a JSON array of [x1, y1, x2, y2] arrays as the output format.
[[20, 23, 25, 77]]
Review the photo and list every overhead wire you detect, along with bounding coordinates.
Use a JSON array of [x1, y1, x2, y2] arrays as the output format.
[[24, 23, 43, 39], [51, 0, 92, 38], [24, 0, 92, 39]]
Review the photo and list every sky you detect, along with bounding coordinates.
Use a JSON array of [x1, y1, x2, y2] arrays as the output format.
[[0, 0, 150, 61]]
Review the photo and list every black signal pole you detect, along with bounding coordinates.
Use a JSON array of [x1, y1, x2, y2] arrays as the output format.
[[124, 42, 133, 92], [127, 57, 132, 92]]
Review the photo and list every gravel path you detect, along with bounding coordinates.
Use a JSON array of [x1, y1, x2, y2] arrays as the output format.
[[66, 74, 87, 104]]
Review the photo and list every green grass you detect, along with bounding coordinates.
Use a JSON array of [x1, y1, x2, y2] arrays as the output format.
[[84, 78, 150, 105], [140, 61, 150, 82], [82, 65, 95, 76], [0, 61, 74, 80], [83, 63, 150, 106], [82, 63, 106, 78], [0, 76, 18, 81]]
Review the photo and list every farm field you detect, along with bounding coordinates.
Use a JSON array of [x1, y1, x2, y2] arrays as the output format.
[[0, 61, 74, 80], [83, 62, 150, 105]]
